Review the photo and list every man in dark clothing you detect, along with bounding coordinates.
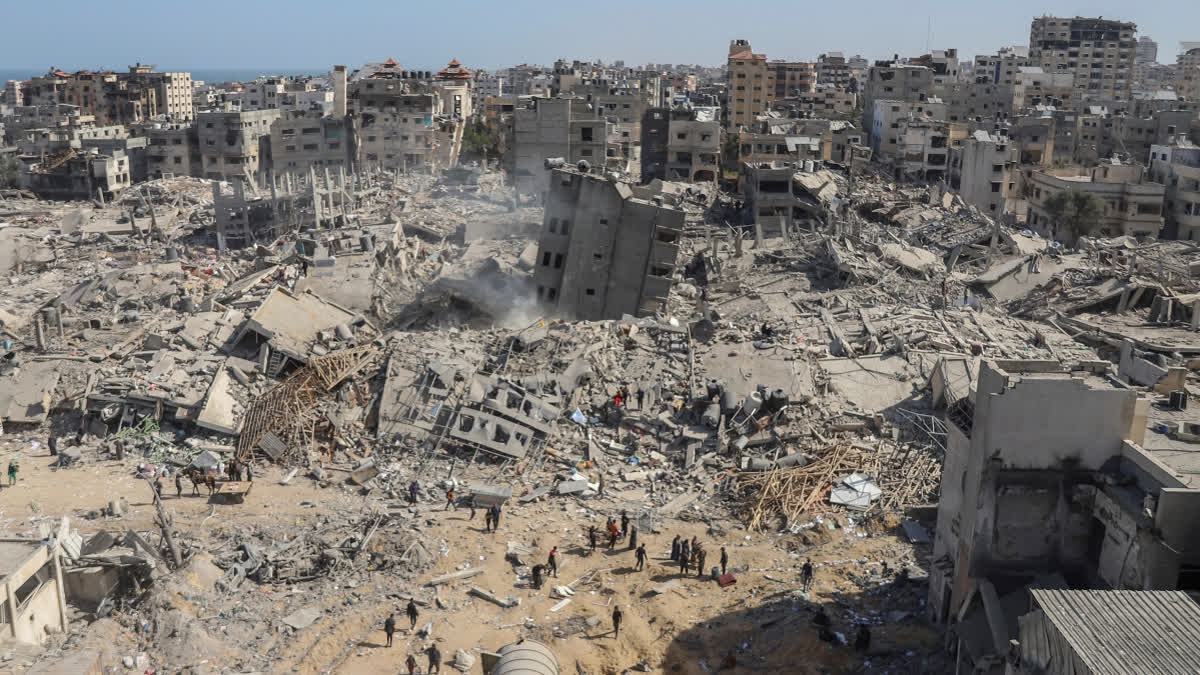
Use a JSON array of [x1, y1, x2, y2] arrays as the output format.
[[468, 498, 477, 520], [620, 512, 630, 538], [680, 551, 689, 575], [405, 654, 418, 675], [531, 563, 546, 589], [175, 472, 183, 498], [671, 535, 681, 561], [720, 546, 728, 576], [635, 544, 647, 571], [612, 605, 623, 638], [802, 558, 814, 592], [409, 481, 420, 504], [680, 540, 690, 568], [406, 599, 419, 630], [855, 624, 871, 653], [428, 644, 442, 674], [244, 463, 253, 482], [588, 525, 598, 552], [628, 524, 638, 550], [696, 547, 707, 577], [47, 436, 57, 457], [636, 388, 645, 410], [484, 508, 494, 532], [548, 547, 559, 577], [384, 614, 396, 647], [491, 505, 502, 531]]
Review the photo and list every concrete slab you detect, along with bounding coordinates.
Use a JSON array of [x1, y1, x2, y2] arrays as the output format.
[[195, 368, 240, 434]]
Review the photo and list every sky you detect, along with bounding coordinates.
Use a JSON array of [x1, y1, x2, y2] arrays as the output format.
[[1, 0, 1197, 74]]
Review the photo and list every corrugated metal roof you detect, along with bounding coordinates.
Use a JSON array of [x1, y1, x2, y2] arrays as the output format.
[[1030, 589, 1200, 674]]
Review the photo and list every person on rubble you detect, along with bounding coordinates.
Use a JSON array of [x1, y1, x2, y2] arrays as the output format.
[[484, 506, 494, 532], [406, 598, 419, 631], [628, 524, 638, 551], [612, 605, 623, 638], [636, 387, 645, 410], [244, 463, 253, 482], [720, 546, 729, 576], [468, 497, 477, 521], [384, 613, 396, 647], [613, 391, 623, 409], [47, 435, 57, 457], [548, 546, 559, 578], [696, 547, 708, 578], [679, 547, 690, 575], [408, 480, 420, 504], [405, 653, 418, 675], [802, 558, 814, 592], [620, 511, 630, 539], [444, 487, 456, 511], [531, 563, 546, 590], [588, 525, 598, 552], [427, 643, 442, 675], [671, 535, 681, 562], [606, 520, 619, 550], [490, 504, 502, 531], [7, 457, 18, 486], [635, 544, 647, 571], [680, 538, 690, 567], [175, 471, 183, 498]]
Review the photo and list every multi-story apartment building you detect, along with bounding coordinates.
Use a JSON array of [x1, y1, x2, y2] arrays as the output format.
[[1178, 45, 1200, 101], [1026, 163, 1164, 241], [817, 53, 853, 89], [512, 97, 608, 196], [1150, 142, 1200, 240], [133, 120, 201, 179], [533, 166, 684, 320], [767, 61, 815, 101], [870, 98, 947, 158], [726, 39, 768, 128], [1029, 16, 1137, 101], [793, 85, 858, 116], [972, 46, 1032, 86], [952, 130, 1019, 216], [348, 60, 443, 173], [196, 109, 279, 182], [665, 113, 719, 183], [1136, 36, 1158, 64], [862, 63, 934, 138], [21, 66, 188, 125], [270, 109, 355, 175]]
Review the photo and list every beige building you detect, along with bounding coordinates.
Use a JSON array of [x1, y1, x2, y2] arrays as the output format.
[[134, 120, 200, 178], [1027, 163, 1164, 241], [197, 109, 279, 182], [793, 85, 857, 116], [149, 71, 193, 120], [952, 130, 1019, 217], [1150, 143, 1200, 240], [1177, 46, 1200, 101], [0, 541, 67, 645], [726, 39, 768, 128], [767, 60, 814, 101], [1029, 16, 1137, 101], [270, 109, 354, 175], [512, 97, 608, 196], [665, 119, 719, 182]]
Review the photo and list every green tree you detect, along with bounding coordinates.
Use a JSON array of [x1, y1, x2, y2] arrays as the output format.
[[461, 121, 501, 161], [722, 130, 741, 168], [0, 156, 18, 189], [1043, 189, 1106, 241]]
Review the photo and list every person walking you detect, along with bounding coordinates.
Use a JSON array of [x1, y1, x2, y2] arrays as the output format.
[[406, 599, 419, 631], [408, 480, 420, 504], [588, 525, 598, 552], [671, 535, 681, 562], [720, 546, 728, 576], [635, 544, 647, 571], [802, 558, 814, 592], [468, 498, 477, 520], [636, 388, 645, 410], [427, 644, 442, 675], [484, 507, 494, 532], [607, 520, 619, 550], [620, 511, 630, 538], [548, 547, 559, 578], [384, 613, 396, 647], [490, 504, 502, 531], [680, 550, 690, 575], [175, 471, 183, 498], [531, 563, 545, 590], [47, 436, 57, 457], [444, 488, 456, 511], [405, 653, 418, 675], [628, 524, 638, 551], [612, 605, 623, 638], [8, 457, 18, 486]]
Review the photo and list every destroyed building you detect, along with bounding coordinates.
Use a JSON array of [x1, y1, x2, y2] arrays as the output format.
[[197, 109, 280, 182], [532, 165, 683, 319], [0, 540, 68, 645], [513, 97, 609, 197]]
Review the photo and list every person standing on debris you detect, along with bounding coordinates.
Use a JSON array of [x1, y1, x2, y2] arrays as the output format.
[[612, 605, 623, 638], [628, 524, 638, 551], [47, 436, 57, 457], [531, 563, 546, 590], [406, 598, 419, 631], [680, 539, 690, 568], [7, 457, 18, 486], [484, 506, 494, 532], [384, 613, 396, 647], [671, 535, 681, 562], [679, 547, 690, 575], [427, 643, 442, 675], [855, 624, 871, 653], [405, 653, 418, 675], [409, 480, 420, 504], [613, 391, 623, 409], [175, 471, 183, 498], [444, 487, 456, 511], [588, 525, 598, 552], [548, 546, 559, 578], [491, 504, 502, 531], [636, 387, 645, 410], [635, 544, 647, 571], [153, 474, 163, 498], [802, 558, 814, 592], [620, 511, 630, 539], [696, 547, 708, 578], [720, 546, 728, 576], [606, 520, 619, 550]]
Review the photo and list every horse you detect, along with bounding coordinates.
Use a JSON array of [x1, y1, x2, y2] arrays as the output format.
[[185, 468, 216, 496]]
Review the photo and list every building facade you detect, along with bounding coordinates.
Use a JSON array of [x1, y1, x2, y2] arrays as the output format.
[[1027, 163, 1164, 241], [1029, 16, 1137, 101], [1150, 143, 1200, 240], [726, 40, 768, 129], [197, 109, 280, 182]]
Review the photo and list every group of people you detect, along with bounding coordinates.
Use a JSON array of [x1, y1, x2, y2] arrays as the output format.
[[383, 601, 442, 673], [670, 535, 726, 578], [611, 384, 645, 411]]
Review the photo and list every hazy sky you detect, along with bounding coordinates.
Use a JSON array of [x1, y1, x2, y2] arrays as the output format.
[[1, 0, 1196, 73]]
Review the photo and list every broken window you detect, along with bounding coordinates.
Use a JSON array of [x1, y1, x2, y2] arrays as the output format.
[[536, 286, 544, 300], [560, 220, 569, 235], [542, 252, 551, 266], [586, 288, 596, 296], [547, 287, 557, 301], [553, 254, 563, 269], [581, 127, 593, 141], [548, 218, 557, 234]]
